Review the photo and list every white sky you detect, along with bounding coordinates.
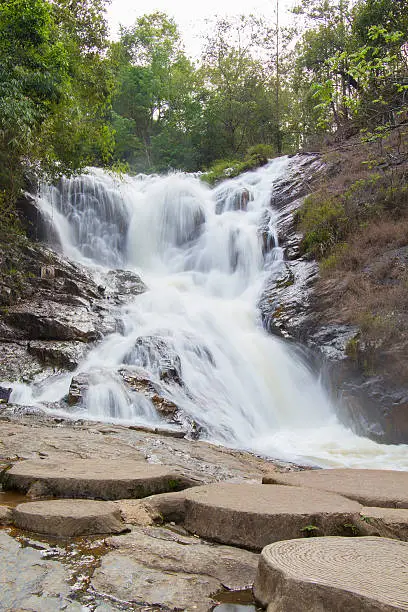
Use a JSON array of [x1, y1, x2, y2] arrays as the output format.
[[107, 0, 296, 57]]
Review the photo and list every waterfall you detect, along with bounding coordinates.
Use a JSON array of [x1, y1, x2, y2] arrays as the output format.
[[9, 159, 408, 469]]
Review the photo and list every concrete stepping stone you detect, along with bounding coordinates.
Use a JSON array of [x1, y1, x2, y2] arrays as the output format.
[[13, 499, 126, 537], [360, 507, 408, 541], [262, 469, 408, 508], [2, 459, 196, 500], [254, 536, 408, 611], [184, 483, 362, 551]]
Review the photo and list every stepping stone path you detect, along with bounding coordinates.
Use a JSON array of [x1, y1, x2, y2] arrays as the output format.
[[13, 499, 126, 537], [254, 536, 408, 611], [361, 507, 408, 541], [262, 469, 408, 507], [2, 459, 195, 500], [184, 483, 362, 551]]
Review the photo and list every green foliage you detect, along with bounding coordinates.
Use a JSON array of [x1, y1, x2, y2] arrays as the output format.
[[297, 193, 348, 257], [300, 524, 320, 537], [201, 148, 271, 185]]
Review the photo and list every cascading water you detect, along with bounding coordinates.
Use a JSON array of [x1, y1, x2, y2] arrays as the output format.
[[9, 160, 408, 469]]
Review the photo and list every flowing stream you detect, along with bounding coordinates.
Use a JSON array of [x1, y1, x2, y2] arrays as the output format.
[[10, 157, 408, 469]]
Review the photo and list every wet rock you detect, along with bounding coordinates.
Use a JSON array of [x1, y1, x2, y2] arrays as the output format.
[[123, 336, 183, 385], [106, 269, 147, 297], [16, 193, 61, 248], [263, 469, 408, 508], [0, 531, 83, 611], [0, 386, 12, 403], [259, 260, 318, 338], [0, 342, 43, 382], [184, 483, 362, 551], [254, 536, 408, 612], [92, 525, 259, 611], [2, 458, 197, 500], [66, 372, 91, 405], [6, 300, 104, 342], [27, 340, 89, 371], [13, 499, 127, 537], [118, 368, 179, 416]]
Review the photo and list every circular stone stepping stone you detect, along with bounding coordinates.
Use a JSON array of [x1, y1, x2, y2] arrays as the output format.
[[13, 499, 126, 537], [184, 483, 362, 551], [262, 469, 408, 508], [2, 459, 194, 500], [254, 536, 408, 611]]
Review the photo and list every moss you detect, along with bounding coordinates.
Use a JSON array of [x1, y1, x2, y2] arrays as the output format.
[[167, 478, 180, 491]]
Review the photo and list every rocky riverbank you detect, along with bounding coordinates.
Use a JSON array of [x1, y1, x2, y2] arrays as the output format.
[[1, 412, 408, 610]]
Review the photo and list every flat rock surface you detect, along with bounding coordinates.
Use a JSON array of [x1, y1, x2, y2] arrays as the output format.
[[3, 458, 195, 500], [184, 483, 362, 551], [0, 413, 283, 485], [263, 469, 408, 508], [361, 506, 408, 541], [92, 525, 259, 611], [13, 499, 126, 536], [254, 536, 408, 611], [0, 531, 83, 611]]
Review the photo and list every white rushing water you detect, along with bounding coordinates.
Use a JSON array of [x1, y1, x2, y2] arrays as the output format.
[[10, 158, 408, 469]]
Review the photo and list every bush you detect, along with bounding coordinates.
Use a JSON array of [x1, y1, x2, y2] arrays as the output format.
[[297, 193, 348, 258], [201, 146, 272, 186]]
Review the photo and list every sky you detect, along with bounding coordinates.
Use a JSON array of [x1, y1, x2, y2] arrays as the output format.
[[107, 0, 296, 57]]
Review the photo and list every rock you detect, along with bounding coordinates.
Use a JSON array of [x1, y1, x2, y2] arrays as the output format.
[[254, 536, 408, 612], [0, 505, 12, 525], [123, 335, 183, 385], [106, 269, 147, 297], [12, 499, 126, 537], [0, 386, 12, 403], [6, 300, 103, 342], [0, 531, 83, 611], [0, 341, 43, 383], [27, 340, 89, 371], [184, 483, 362, 551], [2, 458, 197, 500], [360, 506, 408, 540], [67, 368, 180, 416], [66, 372, 91, 405], [263, 469, 408, 508], [116, 490, 188, 526], [15, 193, 61, 248], [91, 525, 259, 611]]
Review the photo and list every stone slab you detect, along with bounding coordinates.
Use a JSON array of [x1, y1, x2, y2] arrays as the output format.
[[254, 536, 408, 611], [0, 505, 12, 525], [360, 507, 408, 541], [184, 483, 362, 551], [116, 490, 188, 526], [92, 525, 258, 611], [2, 458, 196, 500], [0, 531, 83, 611], [262, 469, 408, 508], [13, 499, 126, 537]]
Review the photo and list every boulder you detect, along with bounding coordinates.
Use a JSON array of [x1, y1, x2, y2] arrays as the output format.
[[6, 300, 102, 342], [122, 336, 182, 385], [254, 536, 408, 611], [184, 483, 362, 551], [263, 469, 408, 508], [2, 458, 197, 500], [91, 525, 258, 612], [27, 340, 89, 371], [13, 499, 126, 537]]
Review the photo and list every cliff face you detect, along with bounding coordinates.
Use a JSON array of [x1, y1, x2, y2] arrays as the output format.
[[260, 126, 408, 444]]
